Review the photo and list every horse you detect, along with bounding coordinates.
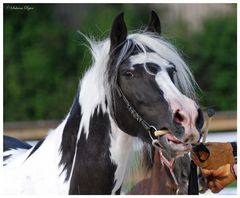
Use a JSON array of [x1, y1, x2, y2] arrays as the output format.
[[3, 11, 204, 194]]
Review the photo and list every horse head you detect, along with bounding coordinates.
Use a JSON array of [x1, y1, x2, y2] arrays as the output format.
[[107, 11, 204, 159]]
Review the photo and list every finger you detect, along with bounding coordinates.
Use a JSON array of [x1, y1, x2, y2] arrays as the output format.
[[201, 168, 212, 176], [208, 181, 214, 189], [208, 182, 219, 193], [211, 185, 222, 193], [211, 165, 228, 177], [212, 182, 224, 193]]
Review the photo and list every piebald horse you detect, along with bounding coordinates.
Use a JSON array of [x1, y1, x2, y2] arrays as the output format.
[[3, 11, 203, 194]]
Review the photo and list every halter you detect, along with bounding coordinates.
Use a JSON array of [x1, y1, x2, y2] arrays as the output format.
[[115, 84, 163, 148]]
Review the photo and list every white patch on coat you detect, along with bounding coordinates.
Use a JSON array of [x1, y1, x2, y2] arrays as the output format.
[[155, 70, 183, 102], [78, 40, 110, 140], [155, 70, 198, 119], [3, 117, 70, 194], [130, 52, 170, 69], [109, 116, 133, 194], [78, 66, 107, 140], [3, 148, 29, 166]]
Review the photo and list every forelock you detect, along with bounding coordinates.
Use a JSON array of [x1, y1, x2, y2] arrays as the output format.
[[113, 32, 199, 100], [85, 31, 199, 102]]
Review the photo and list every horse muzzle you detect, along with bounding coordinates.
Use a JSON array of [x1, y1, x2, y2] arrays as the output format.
[[155, 132, 192, 159]]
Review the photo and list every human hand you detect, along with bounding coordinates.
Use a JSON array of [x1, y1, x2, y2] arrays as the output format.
[[191, 142, 235, 170], [201, 164, 236, 193]]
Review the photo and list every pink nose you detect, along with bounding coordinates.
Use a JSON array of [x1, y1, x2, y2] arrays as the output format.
[[171, 97, 200, 143]]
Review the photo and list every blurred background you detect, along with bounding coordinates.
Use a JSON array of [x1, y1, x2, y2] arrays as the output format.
[[3, 3, 237, 195]]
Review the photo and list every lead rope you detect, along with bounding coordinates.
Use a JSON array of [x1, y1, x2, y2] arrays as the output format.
[[189, 108, 215, 194], [151, 130, 180, 195], [202, 109, 215, 144], [159, 150, 180, 194], [195, 109, 215, 193]]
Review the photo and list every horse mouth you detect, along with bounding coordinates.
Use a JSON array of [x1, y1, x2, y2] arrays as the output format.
[[158, 131, 192, 158]]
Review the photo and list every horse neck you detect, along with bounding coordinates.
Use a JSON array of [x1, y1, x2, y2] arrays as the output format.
[[59, 76, 133, 194]]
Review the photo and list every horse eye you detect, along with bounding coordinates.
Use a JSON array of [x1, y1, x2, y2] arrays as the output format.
[[172, 68, 177, 74], [168, 67, 177, 74], [124, 71, 134, 78], [167, 67, 176, 82]]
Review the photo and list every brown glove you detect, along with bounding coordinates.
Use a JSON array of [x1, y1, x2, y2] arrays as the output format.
[[191, 142, 235, 170], [201, 164, 236, 193]]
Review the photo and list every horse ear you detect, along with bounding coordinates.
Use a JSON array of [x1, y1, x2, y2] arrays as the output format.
[[146, 10, 161, 34], [110, 12, 128, 51]]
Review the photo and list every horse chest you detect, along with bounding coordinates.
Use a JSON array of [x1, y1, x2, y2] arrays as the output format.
[[65, 107, 133, 195], [3, 148, 69, 194], [68, 134, 117, 194], [68, 133, 132, 195]]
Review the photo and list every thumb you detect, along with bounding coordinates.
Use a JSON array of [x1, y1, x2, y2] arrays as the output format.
[[201, 168, 212, 177]]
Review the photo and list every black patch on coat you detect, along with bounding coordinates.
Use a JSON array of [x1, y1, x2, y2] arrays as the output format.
[[3, 154, 12, 163], [115, 186, 122, 195], [3, 135, 32, 151], [59, 90, 82, 181], [26, 139, 45, 160], [3, 135, 32, 164], [105, 98, 108, 107], [69, 106, 117, 195]]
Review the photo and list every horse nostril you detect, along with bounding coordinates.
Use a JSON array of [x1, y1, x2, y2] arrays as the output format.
[[184, 134, 195, 144], [174, 110, 184, 124], [184, 138, 189, 143]]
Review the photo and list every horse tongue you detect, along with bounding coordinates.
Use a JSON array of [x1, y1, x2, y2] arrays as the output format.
[[166, 133, 182, 143]]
